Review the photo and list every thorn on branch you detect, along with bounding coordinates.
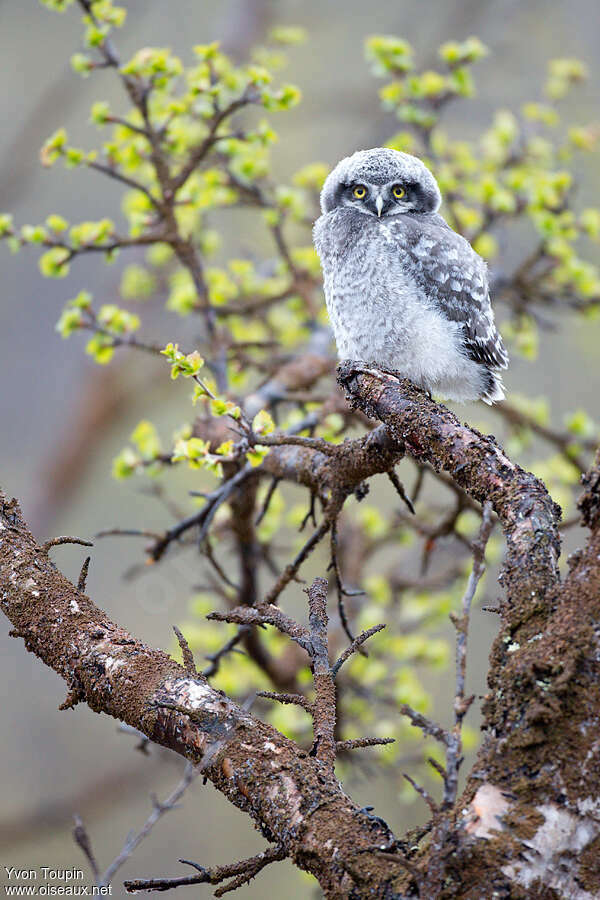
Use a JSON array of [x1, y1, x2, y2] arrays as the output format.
[[77, 556, 91, 592], [173, 625, 197, 676], [42, 535, 94, 553]]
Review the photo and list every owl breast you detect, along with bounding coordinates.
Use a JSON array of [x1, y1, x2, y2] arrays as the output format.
[[313, 208, 486, 402]]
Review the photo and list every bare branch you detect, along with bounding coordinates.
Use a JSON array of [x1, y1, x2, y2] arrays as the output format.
[[257, 690, 314, 714], [42, 535, 93, 552], [331, 624, 386, 677], [263, 517, 331, 605], [72, 816, 100, 886], [338, 363, 561, 618], [387, 469, 415, 515], [99, 763, 200, 888], [403, 773, 439, 815], [336, 737, 395, 751], [202, 625, 249, 679], [444, 501, 495, 809], [397, 703, 449, 747], [207, 603, 312, 654], [124, 844, 287, 895]]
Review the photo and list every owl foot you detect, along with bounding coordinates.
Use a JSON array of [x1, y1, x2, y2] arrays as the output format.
[[337, 359, 402, 385]]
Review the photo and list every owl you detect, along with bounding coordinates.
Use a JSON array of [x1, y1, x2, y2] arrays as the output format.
[[313, 148, 508, 404]]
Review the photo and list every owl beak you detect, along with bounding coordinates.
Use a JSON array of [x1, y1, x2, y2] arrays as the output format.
[[375, 195, 384, 218]]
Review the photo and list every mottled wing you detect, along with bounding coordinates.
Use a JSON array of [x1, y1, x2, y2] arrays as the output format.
[[386, 213, 509, 370]]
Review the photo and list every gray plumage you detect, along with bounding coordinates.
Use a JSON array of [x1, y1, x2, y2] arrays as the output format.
[[313, 147, 508, 404]]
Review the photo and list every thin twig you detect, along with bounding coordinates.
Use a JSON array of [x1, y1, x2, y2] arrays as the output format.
[[124, 845, 286, 895], [444, 501, 495, 809], [208, 604, 312, 654], [263, 518, 332, 605], [202, 626, 249, 678], [72, 816, 100, 886], [255, 476, 281, 526], [150, 465, 254, 561], [403, 773, 439, 814], [73, 763, 199, 889], [387, 469, 416, 515], [397, 703, 450, 747], [257, 690, 314, 714], [42, 535, 93, 552], [96, 528, 162, 540], [329, 520, 365, 646], [202, 537, 240, 591], [336, 737, 395, 751], [331, 624, 386, 677]]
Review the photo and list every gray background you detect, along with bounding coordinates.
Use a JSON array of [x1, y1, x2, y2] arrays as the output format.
[[1, 1, 599, 896]]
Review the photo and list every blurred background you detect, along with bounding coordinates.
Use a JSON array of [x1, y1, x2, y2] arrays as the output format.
[[1, 1, 599, 896]]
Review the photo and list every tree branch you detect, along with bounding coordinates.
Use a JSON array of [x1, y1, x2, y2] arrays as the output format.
[[0, 488, 412, 897], [337, 363, 561, 633]]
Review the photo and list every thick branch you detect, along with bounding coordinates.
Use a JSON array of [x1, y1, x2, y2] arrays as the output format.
[[337, 363, 561, 634], [0, 490, 412, 898]]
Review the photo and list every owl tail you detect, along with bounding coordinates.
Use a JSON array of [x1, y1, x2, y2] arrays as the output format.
[[481, 370, 505, 405]]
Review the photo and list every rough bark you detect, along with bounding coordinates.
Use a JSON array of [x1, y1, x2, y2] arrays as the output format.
[[338, 364, 600, 899], [2, 365, 599, 898], [0, 490, 411, 898]]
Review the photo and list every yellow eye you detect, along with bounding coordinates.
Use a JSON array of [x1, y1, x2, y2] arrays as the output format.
[[392, 185, 405, 199], [353, 185, 366, 199]]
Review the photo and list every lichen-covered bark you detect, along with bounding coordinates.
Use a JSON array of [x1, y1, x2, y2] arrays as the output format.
[[0, 489, 411, 899], [338, 365, 600, 899], [338, 364, 562, 628], [448, 455, 600, 899]]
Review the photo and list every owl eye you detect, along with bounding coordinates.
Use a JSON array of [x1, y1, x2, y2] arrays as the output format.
[[392, 185, 406, 199], [352, 185, 367, 199]]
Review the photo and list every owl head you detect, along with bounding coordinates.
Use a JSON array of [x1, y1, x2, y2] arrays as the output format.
[[320, 147, 441, 218]]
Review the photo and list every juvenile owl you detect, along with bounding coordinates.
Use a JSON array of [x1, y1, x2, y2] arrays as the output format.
[[313, 148, 508, 404]]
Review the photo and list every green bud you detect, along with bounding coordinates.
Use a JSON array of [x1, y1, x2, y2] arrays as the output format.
[[0, 213, 14, 237], [71, 53, 93, 76], [55, 307, 84, 338], [39, 247, 70, 278], [90, 101, 111, 125]]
